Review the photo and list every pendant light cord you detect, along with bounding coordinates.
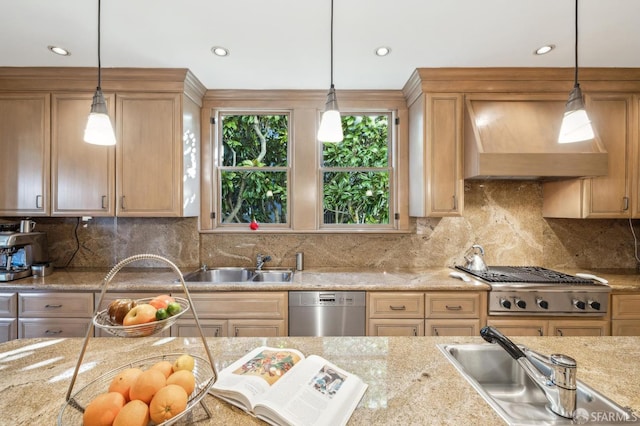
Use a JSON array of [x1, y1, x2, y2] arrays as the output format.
[[330, 0, 334, 87], [573, 0, 579, 86], [97, 0, 102, 89]]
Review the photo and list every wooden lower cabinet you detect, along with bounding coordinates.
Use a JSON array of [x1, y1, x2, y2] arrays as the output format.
[[367, 291, 485, 336], [18, 292, 93, 338], [487, 318, 610, 337], [171, 292, 287, 337], [425, 319, 480, 337], [0, 293, 17, 343], [611, 293, 640, 336], [368, 319, 424, 336]]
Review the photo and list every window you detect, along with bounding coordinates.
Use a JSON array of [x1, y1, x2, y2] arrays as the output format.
[[321, 113, 394, 228], [217, 112, 290, 227], [202, 91, 408, 233]]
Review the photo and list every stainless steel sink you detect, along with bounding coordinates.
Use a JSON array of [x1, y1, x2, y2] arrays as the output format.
[[251, 270, 293, 282], [438, 343, 637, 425], [181, 267, 294, 283]]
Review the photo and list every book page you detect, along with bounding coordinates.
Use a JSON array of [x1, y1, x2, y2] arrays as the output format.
[[210, 346, 305, 411], [254, 355, 368, 426]]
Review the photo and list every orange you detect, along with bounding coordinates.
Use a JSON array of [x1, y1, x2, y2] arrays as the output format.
[[150, 360, 173, 378], [167, 369, 196, 395], [129, 368, 166, 404], [109, 367, 143, 401], [113, 399, 150, 426], [83, 391, 126, 426], [149, 384, 188, 424]]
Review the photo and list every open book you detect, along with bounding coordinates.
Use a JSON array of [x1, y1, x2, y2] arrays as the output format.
[[210, 346, 368, 426]]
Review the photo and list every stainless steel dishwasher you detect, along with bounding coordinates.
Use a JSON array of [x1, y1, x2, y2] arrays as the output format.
[[289, 291, 366, 336]]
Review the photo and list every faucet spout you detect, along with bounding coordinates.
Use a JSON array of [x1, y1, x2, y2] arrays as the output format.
[[256, 254, 272, 271], [480, 326, 577, 419]]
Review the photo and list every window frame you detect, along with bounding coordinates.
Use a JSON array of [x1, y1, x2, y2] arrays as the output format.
[[319, 111, 398, 231], [214, 109, 293, 230], [199, 90, 409, 234]]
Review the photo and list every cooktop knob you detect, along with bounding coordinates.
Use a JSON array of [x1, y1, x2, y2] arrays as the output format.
[[589, 300, 601, 310], [500, 298, 511, 309], [536, 298, 549, 309], [514, 298, 526, 309], [572, 299, 586, 310]]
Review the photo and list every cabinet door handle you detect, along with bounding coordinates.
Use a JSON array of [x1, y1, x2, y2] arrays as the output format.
[[445, 305, 462, 311], [623, 197, 629, 211], [538, 328, 543, 336], [434, 328, 439, 336], [101, 195, 107, 210], [45, 330, 63, 335], [557, 329, 564, 337], [120, 196, 126, 210], [234, 327, 239, 337], [389, 305, 406, 310], [36, 195, 43, 209], [45, 304, 63, 309], [452, 195, 457, 210], [413, 328, 418, 336]]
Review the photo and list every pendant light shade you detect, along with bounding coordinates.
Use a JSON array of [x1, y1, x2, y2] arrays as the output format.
[[317, 0, 343, 143], [84, 0, 116, 146], [558, 0, 594, 144]]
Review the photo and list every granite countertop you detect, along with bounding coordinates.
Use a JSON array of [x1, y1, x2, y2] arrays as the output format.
[[2, 266, 640, 293], [1, 335, 639, 425]]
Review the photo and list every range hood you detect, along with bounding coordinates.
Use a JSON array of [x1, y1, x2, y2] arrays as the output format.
[[464, 96, 608, 179]]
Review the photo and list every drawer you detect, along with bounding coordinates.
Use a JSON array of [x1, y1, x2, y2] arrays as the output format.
[[368, 318, 424, 336], [612, 294, 640, 319], [0, 318, 17, 342], [612, 320, 640, 336], [19, 318, 90, 338], [174, 292, 287, 319], [425, 319, 480, 336], [368, 292, 424, 318], [0, 293, 17, 317], [425, 292, 481, 318], [19, 292, 94, 318]]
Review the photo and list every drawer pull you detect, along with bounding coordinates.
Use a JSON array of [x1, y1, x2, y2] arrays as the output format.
[[389, 305, 406, 311], [45, 304, 63, 309], [557, 329, 564, 337], [45, 330, 63, 335], [434, 328, 439, 336], [445, 305, 462, 311]]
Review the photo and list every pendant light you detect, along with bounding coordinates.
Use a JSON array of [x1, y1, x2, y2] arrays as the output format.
[[84, 0, 116, 146], [317, 0, 344, 143], [558, 0, 595, 144]]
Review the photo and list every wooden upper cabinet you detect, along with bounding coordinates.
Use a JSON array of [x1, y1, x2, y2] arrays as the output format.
[[116, 93, 181, 216], [543, 94, 632, 218], [408, 92, 463, 217], [51, 93, 115, 216], [0, 93, 50, 216]]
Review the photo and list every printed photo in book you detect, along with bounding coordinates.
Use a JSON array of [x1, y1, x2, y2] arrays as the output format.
[[211, 346, 368, 426]]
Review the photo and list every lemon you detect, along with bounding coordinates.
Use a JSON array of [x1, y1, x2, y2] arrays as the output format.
[[173, 354, 195, 372]]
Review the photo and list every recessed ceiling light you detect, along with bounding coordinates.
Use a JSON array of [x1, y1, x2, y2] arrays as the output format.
[[211, 46, 229, 57], [48, 45, 71, 56], [534, 44, 555, 55], [375, 46, 391, 57]]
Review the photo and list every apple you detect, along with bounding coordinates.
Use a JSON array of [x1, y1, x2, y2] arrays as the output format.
[[123, 304, 157, 326]]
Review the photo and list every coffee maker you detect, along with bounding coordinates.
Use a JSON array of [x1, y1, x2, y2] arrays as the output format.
[[0, 231, 50, 281]]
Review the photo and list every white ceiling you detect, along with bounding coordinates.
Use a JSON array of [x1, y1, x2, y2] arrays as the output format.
[[2, 0, 639, 90]]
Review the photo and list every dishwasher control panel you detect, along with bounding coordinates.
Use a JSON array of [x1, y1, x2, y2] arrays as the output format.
[[289, 291, 366, 307]]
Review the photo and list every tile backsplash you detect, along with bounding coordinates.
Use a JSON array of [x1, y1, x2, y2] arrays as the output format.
[[10, 181, 640, 271]]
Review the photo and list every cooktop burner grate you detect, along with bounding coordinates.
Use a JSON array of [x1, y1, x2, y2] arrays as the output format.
[[455, 266, 595, 284]]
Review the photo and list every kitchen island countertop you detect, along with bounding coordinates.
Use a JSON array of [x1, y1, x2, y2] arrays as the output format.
[[2, 267, 640, 292], [1, 335, 639, 425]]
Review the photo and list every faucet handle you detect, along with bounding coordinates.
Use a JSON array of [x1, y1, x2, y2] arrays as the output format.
[[550, 354, 577, 390]]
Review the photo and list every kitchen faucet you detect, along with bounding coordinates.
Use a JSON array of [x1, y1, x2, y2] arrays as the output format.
[[480, 326, 577, 419], [256, 254, 271, 270]]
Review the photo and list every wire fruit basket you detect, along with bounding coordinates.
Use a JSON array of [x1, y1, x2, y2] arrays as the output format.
[[58, 353, 214, 425], [58, 254, 217, 426], [93, 296, 190, 337]]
